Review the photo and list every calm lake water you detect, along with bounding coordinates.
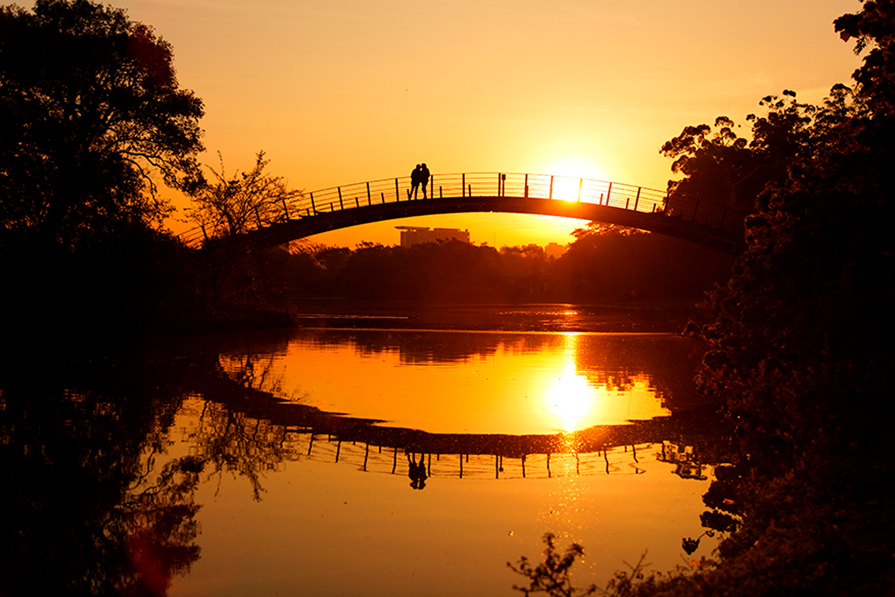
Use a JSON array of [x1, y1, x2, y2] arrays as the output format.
[[2, 306, 728, 597]]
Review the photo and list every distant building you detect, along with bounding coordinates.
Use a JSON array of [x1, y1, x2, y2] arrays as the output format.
[[396, 226, 470, 247]]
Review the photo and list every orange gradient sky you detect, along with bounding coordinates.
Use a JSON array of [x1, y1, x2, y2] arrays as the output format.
[[54, 0, 864, 247]]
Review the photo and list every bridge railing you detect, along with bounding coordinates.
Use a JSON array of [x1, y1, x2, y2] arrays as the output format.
[[178, 172, 674, 247], [293, 172, 667, 217]]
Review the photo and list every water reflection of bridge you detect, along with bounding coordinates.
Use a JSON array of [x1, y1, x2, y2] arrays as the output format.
[[296, 432, 691, 480], [204, 367, 721, 481]]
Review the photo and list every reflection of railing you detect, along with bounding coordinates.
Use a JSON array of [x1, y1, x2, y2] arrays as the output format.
[[292, 432, 654, 479], [194, 364, 726, 483]]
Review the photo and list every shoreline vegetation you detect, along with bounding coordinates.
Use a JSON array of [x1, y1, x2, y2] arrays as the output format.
[[2, 0, 893, 595], [5, 226, 735, 339]]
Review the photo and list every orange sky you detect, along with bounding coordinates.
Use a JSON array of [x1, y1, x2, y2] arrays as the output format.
[[60, 0, 864, 247]]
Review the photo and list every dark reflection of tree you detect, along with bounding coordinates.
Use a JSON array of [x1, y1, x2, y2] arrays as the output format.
[[573, 335, 709, 411], [189, 398, 295, 500], [303, 328, 509, 364], [0, 353, 202, 597], [0, 342, 307, 596]]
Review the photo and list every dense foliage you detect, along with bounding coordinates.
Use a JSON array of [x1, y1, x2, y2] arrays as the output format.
[[594, 2, 895, 595], [0, 0, 207, 334], [0, 0, 203, 252]]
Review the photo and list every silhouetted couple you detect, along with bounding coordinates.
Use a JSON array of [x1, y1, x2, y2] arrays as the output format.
[[410, 163, 430, 199], [407, 452, 428, 490]]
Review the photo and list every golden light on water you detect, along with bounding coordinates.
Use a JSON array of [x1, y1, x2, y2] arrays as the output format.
[[547, 369, 595, 432], [221, 329, 675, 435], [545, 334, 595, 433]]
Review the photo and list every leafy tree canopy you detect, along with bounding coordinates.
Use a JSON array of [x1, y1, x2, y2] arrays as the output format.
[[0, 0, 204, 252], [658, 88, 858, 232]]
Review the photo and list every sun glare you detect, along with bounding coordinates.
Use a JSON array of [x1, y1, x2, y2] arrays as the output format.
[[542, 156, 610, 202]]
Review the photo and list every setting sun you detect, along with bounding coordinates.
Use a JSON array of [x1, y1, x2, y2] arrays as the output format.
[[527, 157, 610, 202]]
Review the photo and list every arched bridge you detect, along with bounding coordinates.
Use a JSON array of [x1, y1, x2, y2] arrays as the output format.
[[183, 172, 743, 254]]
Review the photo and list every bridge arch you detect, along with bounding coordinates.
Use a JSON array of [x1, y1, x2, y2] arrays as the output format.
[[185, 172, 743, 254]]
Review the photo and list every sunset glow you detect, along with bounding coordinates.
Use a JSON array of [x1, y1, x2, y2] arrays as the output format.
[[64, 0, 862, 247]]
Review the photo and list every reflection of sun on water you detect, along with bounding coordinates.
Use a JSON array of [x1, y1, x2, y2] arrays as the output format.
[[547, 335, 595, 432], [550, 368, 595, 432], [542, 333, 672, 433]]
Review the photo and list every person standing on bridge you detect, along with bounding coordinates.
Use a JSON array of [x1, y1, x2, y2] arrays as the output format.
[[410, 164, 422, 199], [420, 163, 431, 199]]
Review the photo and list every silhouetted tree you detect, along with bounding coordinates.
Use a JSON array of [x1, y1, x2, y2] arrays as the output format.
[[659, 90, 852, 234], [509, 533, 598, 597], [0, 0, 204, 252], [681, 0, 895, 592], [660, 116, 751, 227], [186, 150, 303, 239]]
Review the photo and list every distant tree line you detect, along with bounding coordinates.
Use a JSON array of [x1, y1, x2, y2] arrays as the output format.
[[208, 231, 734, 312]]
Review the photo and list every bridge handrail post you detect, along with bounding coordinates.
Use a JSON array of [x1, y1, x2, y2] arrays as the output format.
[[549, 175, 554, 200], [338, 187, 344, 210], [606, 182, 613, 206], [310, 192, 317, 215], [282, 195, 289, 220], [577, 178, 583, 202], [395, 178, 400, 202], [366, 182, 372, 206], [462, 173, 466, 198], [634, 187, 641, 212], [524, 174, 529, 198]]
